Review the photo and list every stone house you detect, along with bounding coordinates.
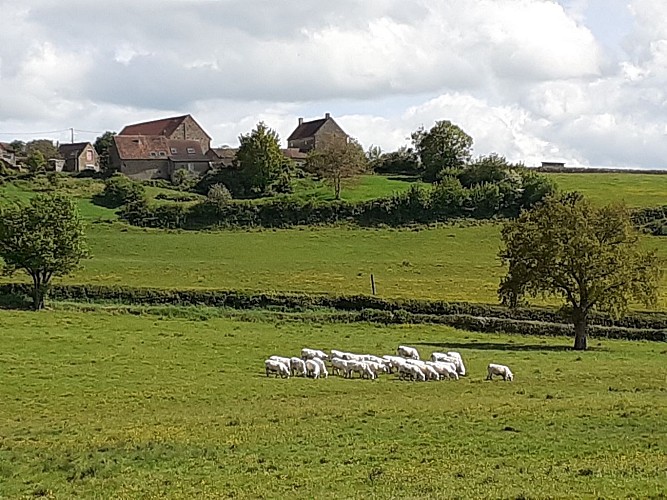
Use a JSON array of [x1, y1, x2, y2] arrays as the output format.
[[57, 142, 100, 172], [0, 142, 17, 167], [287, 113, 349, 153], [110, 136, 211, 180], [119, 115, 211, 154]]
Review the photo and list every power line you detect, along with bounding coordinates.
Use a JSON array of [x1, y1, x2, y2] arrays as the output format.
[[0, 129, 71, 137]]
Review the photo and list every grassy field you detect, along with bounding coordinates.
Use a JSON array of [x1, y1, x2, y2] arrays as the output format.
[[37, 222, 660, 309], [0, 308, 665, 498], [545, 172, 667, 207]]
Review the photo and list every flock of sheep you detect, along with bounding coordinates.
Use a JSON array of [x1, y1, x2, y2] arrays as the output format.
[[264, 345, 514, 382]]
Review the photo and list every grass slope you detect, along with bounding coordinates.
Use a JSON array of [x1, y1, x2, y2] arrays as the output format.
[[0, 309, 665, 498], [58, 223, 667, 308], [546, 173, 667, 208]]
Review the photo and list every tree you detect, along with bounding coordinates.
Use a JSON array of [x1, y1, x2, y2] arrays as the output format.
[[0, 193, 89, 310], [411, 120, 473, 182], [25, 139, 60, 161], [25, 150, 47, 172], [307, 138, 368, 199], [94, 131, 117, 174], [370, 146, 421, 176], [498, 193, 663, 350], [235, 122, 287, 196]]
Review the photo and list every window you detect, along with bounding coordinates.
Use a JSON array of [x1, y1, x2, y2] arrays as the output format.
[[171, 147, 178, 154], [187, 147, 196, 154], [187, 163, 194, 172], [150, 152, 157, 157], [86, 150, 93, 161], [159, 151, 166, 156]]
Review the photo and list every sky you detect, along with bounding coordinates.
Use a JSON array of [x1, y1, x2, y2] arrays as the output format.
[[1, 0, 666, 169]]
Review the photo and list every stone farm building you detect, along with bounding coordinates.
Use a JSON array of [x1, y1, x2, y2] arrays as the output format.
[[58, 142, 100, 172], [287, 113, 349, 153], [111, 115, 212, 180]]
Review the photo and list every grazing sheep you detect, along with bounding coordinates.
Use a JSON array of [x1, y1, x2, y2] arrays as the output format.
[[331, 357, 350, 377], [301, 348, 328, 361], [290, 356, 307, 377], [359, 354, 385, 364], [365, 361, 388, 377], [430, 352, 457, 364], [269, 355, 292, 372], [486, 363, 513, 381], [305, 359, 322, 379], [397, 345, 420, 360], [398, 362, 426, 381], [447, 351, 466, 376], [330, 349, 347, 360], [311, 357, 329, 378], [265, 359, 290, 378], [382, 355, 408, 374], [346, 360, 375, 379], [427, 361, 459, 380]]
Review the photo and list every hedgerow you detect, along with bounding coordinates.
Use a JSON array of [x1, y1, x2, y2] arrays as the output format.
[[1, 283, 664, 340]]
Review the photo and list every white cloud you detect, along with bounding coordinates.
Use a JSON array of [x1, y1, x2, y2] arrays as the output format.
[[0, 0, 666, 168]]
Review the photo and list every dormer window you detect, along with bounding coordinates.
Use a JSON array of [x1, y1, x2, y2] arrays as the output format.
[[158, 151, 166, 156], [150, 151, 157, 157], [187, 147, 196, 154], [171, 148, 178, 154]]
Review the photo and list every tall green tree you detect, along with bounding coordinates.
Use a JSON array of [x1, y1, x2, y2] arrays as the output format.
[[94, 131, 117, 174], [25, 139, 61, 161], [307, 138, 368, 199], [499, 193, 663, 350], [411, 120, 473, 182], [0, 193, 89, 310], [235, 122, 286, 196]]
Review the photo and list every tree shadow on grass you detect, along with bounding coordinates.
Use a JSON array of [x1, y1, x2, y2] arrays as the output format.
[[412, 340, 574, 352]]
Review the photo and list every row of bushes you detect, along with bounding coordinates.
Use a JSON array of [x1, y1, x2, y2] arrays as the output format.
[[632, 205, 667, 236], [119, 172, 555, 229], [2, 283, 665, 333]]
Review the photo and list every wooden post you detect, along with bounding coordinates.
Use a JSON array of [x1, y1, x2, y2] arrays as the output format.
[[370, 274, 376, 295]]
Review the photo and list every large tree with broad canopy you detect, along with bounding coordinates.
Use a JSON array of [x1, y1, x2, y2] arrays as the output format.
[[498, 193, 662, 350]]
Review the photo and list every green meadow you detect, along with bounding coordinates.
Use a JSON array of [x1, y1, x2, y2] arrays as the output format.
[[546, 172, 667, 207], [0, 309, 665, 499]]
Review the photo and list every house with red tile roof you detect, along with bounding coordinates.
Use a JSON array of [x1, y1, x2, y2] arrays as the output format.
[[119, 115, 211, 154], [110, 135, 210, 180]]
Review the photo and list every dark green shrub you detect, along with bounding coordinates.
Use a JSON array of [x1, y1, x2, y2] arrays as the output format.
[[96, 174, 146, 208]]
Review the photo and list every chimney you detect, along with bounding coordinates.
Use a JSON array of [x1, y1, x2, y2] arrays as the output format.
[[325, 112, 330, 119], [298, 117, 303, 125]]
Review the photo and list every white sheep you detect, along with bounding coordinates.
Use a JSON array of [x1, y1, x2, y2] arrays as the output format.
[[365, 361, 388, 377], [265, 359, 290, 378], [290, 356, 307, 377], [431, 352, 457, 363], [382, 355, 407, 373], [301, 348, 328, 360], [486, 363, 513, 381], [397, 345, 420, 360], [269, 355, 292, 372], [305, 359, 321, 379], [311, 357, 329, 378], [331, 357, 350, 377], [427, 361, 459, 380], [346, 360, 375, 379], [447, 351, 466, 376], [398, 362, 426, 381]]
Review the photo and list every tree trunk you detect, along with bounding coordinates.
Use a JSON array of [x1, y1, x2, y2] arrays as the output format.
[[573, 308, 588, 350], [31, 275, 47, 311]]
